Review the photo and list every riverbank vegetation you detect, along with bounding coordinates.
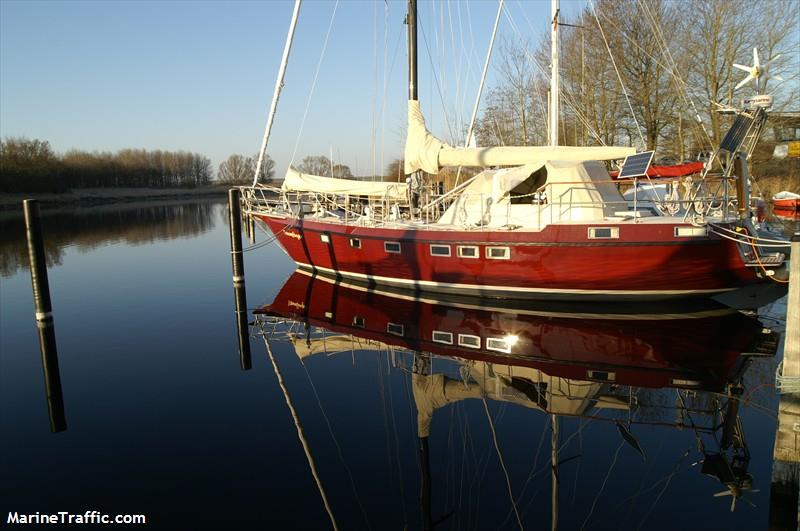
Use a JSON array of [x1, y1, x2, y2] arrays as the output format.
[[0, 138, 277, 193]]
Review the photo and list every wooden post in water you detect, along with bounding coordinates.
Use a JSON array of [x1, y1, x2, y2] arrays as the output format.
[[781, 232, 800, 381], [234, 282, 251, 371], [228, 189, 245, 285], [23, 199, 67, 432], [24, 200, 53, 323], [769, 231, 800, 528], [228, 189, 251, 370]]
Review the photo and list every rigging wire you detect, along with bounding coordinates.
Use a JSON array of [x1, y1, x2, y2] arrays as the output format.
[[261, 335, 340, 531], [290, 0, 341, 166], [482, 398, 525, 531], [588, 0, 647, 150], [298, 360, 373, 530]]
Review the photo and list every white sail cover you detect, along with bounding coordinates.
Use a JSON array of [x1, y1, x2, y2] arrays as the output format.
[[405, 100, 636, 174], [438, 160, 625, 228], [282, 166, 408, 200]]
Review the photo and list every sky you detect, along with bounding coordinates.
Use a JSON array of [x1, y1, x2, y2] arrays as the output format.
[[1, 0, 582, 178]]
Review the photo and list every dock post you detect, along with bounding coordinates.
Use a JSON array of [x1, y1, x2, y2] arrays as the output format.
[[234, 282, 251, 371], [780, 232, 800, 384], [228, 189, 245, 285], [769, 231, 799, 528], [23, 200, 53, 323], [228, 190, 251, 370], [23, 199, 66, 432]]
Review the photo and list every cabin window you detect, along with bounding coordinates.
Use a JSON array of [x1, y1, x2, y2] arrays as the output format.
[[486, 337, 512, 353], [320, 234, 330, 243], [430, 244, 451, 257], [324, 311, 333, 319], [587, 370, 616, 382], [458, 334, 480, 349], [671, 378, 701, 388], [350, 238, 361, 248], [387, 322, 404, 336], [457, 245, 479, 258], [384, 241, 401, 254], [432, 330, 453, 344], [674, 226, 707, 237], [588, 227, 619, 239], [352, 316, 365, 328], [486, 246, 510, 259]]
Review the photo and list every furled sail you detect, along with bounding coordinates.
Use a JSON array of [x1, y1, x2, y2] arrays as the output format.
[[404, 100, 636, 174], [282, 166, 408, 200]]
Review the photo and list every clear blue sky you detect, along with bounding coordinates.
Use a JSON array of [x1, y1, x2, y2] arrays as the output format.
[[0, 1, 581, 178]]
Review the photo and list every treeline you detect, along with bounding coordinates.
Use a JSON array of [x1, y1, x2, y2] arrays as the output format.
[[475, 0, 798, 161], [1, 137, 213, 193]]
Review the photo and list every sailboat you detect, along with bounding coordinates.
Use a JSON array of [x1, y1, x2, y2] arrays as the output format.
[[241, 0, 789, 302]]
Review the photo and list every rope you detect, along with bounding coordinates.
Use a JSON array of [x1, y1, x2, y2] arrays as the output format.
[[750, 239, 789, 283]]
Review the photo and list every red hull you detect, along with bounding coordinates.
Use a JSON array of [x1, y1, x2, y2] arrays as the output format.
[[260, 271, 765, 390], [773, 199, 800, 211], [259, 214, 763, 300]]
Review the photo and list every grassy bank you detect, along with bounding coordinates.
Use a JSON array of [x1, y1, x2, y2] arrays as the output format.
[[0, 184, 233, 210]]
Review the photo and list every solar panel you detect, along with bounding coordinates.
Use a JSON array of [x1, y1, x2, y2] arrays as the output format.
[[720, 113, 754, 152], [618, 151, 654, 179]]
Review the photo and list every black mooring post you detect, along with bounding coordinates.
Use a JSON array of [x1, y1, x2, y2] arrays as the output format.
[[228, 189, 245, 284], [23, 200, 52, 322], [37, 323, 67, 432], [23, 199, 66, 432], [228, 189, 250, 370], [234, 282, 251, 371]]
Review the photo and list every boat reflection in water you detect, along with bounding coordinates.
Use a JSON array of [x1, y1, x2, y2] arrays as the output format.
[[254, 271, 779, 529]]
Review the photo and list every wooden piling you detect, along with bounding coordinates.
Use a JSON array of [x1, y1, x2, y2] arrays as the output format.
[[37, 323, 67, 432], [23, 200, 53, 322], [228, 189, 245, 285], [782, 232, 800, 380], [23, 199, 66, 432], [234, 282, 251, 371]]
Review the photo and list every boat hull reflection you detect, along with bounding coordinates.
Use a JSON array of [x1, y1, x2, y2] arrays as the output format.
[[258, 270, 768, 393]]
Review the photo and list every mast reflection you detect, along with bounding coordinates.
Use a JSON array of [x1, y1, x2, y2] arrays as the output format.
[[254, 271, 778, 528]]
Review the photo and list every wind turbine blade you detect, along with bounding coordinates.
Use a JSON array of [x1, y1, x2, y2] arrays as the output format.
[[733, 64, 751, 73], [773, 75, 784, 82], [730, 497, 736, 512], [766, 54, 781, 65], [753, 47, 760, 67], [714, 491, 732, 497], [736, 76, 753, 91]]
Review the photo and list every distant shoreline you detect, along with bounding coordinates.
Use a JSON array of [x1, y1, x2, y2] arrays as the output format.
[[0, 185, 235, 210]]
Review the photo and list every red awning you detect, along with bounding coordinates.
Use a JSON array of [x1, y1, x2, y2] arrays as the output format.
[[610, 161, 705, 179]]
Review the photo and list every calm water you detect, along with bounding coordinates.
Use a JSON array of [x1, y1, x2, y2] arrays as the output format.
[[0, 199, 791, 530]]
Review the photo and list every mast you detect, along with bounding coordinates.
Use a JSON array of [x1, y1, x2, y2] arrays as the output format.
[[549, 0, 560, 147], [253, 0, 302, 187], [407, 0, 418, 101]]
